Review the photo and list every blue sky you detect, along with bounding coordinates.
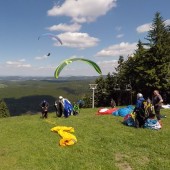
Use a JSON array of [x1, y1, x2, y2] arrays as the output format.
[[0, 0, 170, 77]]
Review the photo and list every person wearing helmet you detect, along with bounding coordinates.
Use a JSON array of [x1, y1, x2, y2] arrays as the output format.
[[134, 93, 145, 128], [57, 96, 73, 118], [54, 96, 64, 117], [40, 100, 49, 118], [59, 96, 63, 100]]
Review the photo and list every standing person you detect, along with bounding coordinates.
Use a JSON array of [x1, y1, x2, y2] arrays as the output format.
[[58, 96, 73, 118], [134, 93, 145, 128], [58, 96, 64, 116], [40, 100, 49, 118], [110, 98, 116, 108], [55, 97, 64, 117], [54, 100, 61, 117], [152, 90, 163, 127]]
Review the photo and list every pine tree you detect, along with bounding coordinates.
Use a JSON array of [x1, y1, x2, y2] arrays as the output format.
[[119, 12, 170, 95], [95, 12, 170, 103], [0, 100, 10, 118], [95, 76, 107, 107], [144, 12, 170, 91]]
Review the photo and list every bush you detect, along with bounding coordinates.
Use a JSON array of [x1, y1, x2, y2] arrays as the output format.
[[0, 100, 10, 118]]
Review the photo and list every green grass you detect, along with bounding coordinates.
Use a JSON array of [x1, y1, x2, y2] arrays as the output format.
[[0, 109, 170, 170]]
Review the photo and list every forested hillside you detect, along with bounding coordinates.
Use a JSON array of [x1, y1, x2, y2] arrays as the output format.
[[0, 78, 95, 116]]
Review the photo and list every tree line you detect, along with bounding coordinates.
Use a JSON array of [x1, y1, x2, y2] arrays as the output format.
[[87, 12, 170, 107]]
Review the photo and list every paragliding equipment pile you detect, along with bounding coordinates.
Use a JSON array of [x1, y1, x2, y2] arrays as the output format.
[[89, 84, 98, 108], [51, 126, 77, 147]]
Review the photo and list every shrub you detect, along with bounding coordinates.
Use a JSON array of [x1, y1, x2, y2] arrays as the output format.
[[0, 100, 10, 118]]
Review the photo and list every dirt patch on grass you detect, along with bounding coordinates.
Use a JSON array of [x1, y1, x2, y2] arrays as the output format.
[[115, 153, 133, 170], [138, 155, 150, 166]]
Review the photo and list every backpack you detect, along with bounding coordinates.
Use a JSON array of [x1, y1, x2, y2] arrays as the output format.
[[143, 100, 155, 118]]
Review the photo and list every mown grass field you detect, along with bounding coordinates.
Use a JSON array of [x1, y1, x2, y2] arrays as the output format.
[[0, 108, 170, 170]]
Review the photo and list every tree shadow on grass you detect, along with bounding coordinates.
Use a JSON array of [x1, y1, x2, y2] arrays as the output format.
[[4, 95, 57, 116]]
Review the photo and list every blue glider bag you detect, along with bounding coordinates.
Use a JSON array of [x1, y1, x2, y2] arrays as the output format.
[[64, 100, 73, 117], [112, 105, 134, 117]]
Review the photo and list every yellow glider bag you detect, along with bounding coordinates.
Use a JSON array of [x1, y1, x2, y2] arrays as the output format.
[[51, 126, 77, 146]]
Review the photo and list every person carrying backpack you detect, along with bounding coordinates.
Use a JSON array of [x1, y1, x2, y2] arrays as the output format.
[[133, 93, 145, 128]]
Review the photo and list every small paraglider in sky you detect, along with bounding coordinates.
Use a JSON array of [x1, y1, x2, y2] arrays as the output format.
[[54, 57, 102, 78], [47, 53, 51, 56], [38, 33, 63, 45]]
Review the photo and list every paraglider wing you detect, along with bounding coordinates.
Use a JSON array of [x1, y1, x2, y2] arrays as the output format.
[[38, 33, 63, 45], [54, 58, 102, 78], [54, 60, 72, 79]]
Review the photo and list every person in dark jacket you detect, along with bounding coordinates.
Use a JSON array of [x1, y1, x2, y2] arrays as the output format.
[[40, 100, 49, 118], [134, 93, 145, 128]]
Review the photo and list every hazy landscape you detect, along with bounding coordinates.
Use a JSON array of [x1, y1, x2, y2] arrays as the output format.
[[0, 76, 96, 116]]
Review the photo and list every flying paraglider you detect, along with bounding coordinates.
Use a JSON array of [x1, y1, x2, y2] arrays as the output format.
[[38, 33, 63, 45], [47, 53, 51, 56], [54, 57, 102, 78]]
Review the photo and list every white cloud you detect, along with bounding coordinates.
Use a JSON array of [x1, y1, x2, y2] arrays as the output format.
[[36, 65, 56, 70], [95, 42, 137, 57], [17, 64, 31, 68], [47, 23, 81, 32], [165, 19, 170, 25], [6, 61, 21, 65], [97, 60, 118, 74], [47, 0, 117, 23], [55, 32, 99, 49], [19, 58, 26, 62], [0, 63, 55, 76], [116, 34, 124, 38], [35, 55, 48, 60], [137, 19, 170, 33], [136, 23, 151, 33], [6, 60, 31, 68], [1, 58, 118, 76]]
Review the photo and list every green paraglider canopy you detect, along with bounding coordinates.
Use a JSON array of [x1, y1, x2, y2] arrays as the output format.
[[54, 57, 102, 78]]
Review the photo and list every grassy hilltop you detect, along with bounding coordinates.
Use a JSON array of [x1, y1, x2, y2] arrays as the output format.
[[0, 109, 170, 170], [0, 77, 170, 170]]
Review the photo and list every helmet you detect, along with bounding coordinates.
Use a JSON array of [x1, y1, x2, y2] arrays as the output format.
[[137, 93, 143, 98], [59, 96, 63, 100]]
